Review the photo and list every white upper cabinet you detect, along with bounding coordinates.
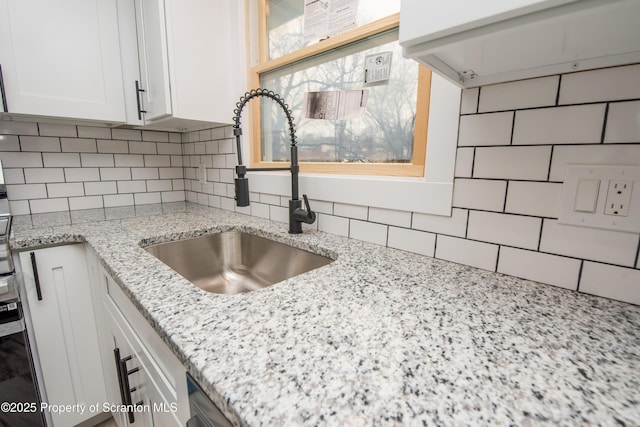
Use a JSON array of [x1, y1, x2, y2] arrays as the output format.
[[0, 0, 126, 122], [399, 0, 640, 88], [121, 0, 243, 130]]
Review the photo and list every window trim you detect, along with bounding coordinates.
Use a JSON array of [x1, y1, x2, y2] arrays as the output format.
[[249, 7, 431, 177]]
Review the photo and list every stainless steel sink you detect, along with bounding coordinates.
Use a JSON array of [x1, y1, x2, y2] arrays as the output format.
[[143, 231, 333, 294]]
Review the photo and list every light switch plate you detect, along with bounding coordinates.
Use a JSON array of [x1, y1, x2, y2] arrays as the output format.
[[559, 165, 640, 233]]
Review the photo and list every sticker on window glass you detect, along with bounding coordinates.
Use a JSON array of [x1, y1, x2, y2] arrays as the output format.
[[364, 52, 392, 86], [303, 0, 358, 42], [304, 90, 368, 120]]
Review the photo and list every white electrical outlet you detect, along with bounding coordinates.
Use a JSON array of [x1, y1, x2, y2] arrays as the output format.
[[604, 180, 633, 216], [559, 165, 640, 233]]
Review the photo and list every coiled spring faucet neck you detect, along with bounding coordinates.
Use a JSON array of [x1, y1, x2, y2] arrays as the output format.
[[232, 88, 315, 234]]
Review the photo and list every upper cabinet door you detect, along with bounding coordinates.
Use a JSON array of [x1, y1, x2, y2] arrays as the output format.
[[134, 0, 172, 122], [0, 0, 126, 122], [400, 0, 640, 88]]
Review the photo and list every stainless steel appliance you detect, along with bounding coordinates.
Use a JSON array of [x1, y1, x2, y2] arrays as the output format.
[[0, 160, 45, 427], [186, 373, 232, 427]]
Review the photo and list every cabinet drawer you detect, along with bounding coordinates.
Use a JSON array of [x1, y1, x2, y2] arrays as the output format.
[[102, 269, 189, 423]]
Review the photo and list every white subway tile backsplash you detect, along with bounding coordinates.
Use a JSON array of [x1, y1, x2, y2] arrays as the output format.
[[549, 144, 640, 181], [30, 198, 69, 214], [478, 76, 559, 113], [334, 203, 368, 220], [580, 262, 640, 305], [81, 153, 114, 167], [104, 194, 134, 207], [169, 133, 181, 144], [69, 196, 103, 210], [369, 207, 411, 228], [205, 141, 219, 154], [47, 182, 84, 198], [84, 181, 117, 196], [452, 178, 506, 212], [146, 180, 172, 192], [43, 153, 80, 167], [270, 205, 289, 223], [559, 64, 640, 104], [20, 136, 60, 152], [454, 147, 474, 178], [388, 227, 435, 257], [0, 121, 38, 135], [604, 100, 640, 144], [134, 192, 161, 205], [100, 168, 131, 181], [474, 146, 551, 181], [9, 200, 30, 215], [513, 104, 605, 145], [212, 127, 226, 139], [318, 213, 349, 237], [505, 181, 562, 218], [458, 112, 513, 146], [4, 169, 24, 184], [159, 168, 183, 179], [112, 129, 141, 141], [129, 141, 157, 154], [460, 88, 479, 114], [131, 168, 159, 180], [412, 208, 468, 238], [259, 193, 281, 206], [117, 181, 146, 193], [61, 138, 97, 153], [24, 168, 64, 184], [38, 123, 77, 137], [144, 155, 171, 167], [250, 202, 270, 219], [142, 130, 169, 142], [171, 155, 183, 167], [219, 139, 234, 153], [0, 152, 43, 167], [65, 168, 100, 182], [162, 191, 186, 203], [114, 154, 144, 167], [436, 235, 498, 271], [498, 247, 580, 290], [350, 219, 387, 246], [157, 143, 182, 155], [0, 135, 20, 151], [7, 184, 47, 200], [98, 139, 129, 153], [540, 220, 639, 267], [78, 126, 111, 139], [467, 211, 541, 250]]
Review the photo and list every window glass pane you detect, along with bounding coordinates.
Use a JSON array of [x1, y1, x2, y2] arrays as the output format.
[[267, 0, 400, 60], [259, 29, 419, 164]]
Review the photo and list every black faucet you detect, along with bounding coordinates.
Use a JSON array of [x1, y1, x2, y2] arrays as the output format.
[[232, 89, 316, 234]]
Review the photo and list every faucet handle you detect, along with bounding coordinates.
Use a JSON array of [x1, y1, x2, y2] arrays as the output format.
[[302, 194, 312, 213], [293, 194, 316, 225]]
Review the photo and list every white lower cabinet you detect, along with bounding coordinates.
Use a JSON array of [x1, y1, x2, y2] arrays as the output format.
[[18, 244, 108, 427], [86, 246, 189, 427]]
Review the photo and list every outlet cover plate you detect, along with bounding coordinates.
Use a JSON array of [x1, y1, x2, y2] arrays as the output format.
[[560, 165, 640, 233]]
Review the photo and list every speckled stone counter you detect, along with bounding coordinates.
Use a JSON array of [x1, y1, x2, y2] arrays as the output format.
[[10, 202, 640, 426]]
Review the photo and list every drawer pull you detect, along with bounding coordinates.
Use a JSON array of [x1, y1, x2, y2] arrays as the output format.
[[30, 252, 43, 301]]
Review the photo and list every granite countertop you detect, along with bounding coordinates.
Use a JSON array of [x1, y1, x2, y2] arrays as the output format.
[[10, 202, 640, 426]]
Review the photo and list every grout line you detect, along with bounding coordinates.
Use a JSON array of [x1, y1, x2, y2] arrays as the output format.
[[600, 102, 610, 143]]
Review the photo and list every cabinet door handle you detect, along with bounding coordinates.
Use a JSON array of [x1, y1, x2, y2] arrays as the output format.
[[114, 348, 138, 423], [29, 252, 43, 301], [135, 80, 146, 120], [0, 64, 8, 113]]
